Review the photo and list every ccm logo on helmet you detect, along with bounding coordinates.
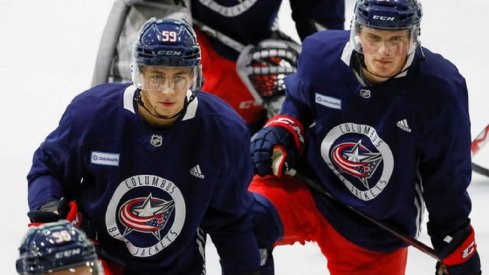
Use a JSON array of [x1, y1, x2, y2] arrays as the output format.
[[372, 15, 395, 21], [157, 50, 182, 56]]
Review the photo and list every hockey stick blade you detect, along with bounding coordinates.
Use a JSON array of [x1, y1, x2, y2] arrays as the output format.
[[471, 124, 489, 177], [471, 124, 489, 157]]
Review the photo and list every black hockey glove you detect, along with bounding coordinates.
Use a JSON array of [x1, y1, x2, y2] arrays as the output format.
[[429, 222, 481, 275], [251, 115, 304, 176], [27, 198, 96, 238]]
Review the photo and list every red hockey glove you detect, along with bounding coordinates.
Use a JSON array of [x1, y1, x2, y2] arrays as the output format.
[[430, 223, 481, 275], [251, 115, 305, 176]]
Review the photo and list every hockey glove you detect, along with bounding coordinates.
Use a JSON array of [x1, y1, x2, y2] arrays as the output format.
[[251, 115, 304, 176], [27, 198, 96, 238], [429, 222, 481, 275]]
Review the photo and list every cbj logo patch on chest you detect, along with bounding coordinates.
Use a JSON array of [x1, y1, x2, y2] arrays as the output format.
[[320, 123, 394, 201], [200, 0, 258, 17], [105, 175, 186, 258]]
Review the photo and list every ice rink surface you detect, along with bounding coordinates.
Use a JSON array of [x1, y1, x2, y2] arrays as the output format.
[[1, 0, 487, 274]]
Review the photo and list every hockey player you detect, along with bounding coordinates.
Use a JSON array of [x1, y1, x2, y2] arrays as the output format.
[[92, 0, 345, 133], [191, 0, 345, 133], [16, 220, 103, 275], [249, 0, 482, 274], [26, 18, 260, 275]]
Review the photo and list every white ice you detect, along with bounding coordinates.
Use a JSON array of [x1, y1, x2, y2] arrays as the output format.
[[1, 0, 487, 274]]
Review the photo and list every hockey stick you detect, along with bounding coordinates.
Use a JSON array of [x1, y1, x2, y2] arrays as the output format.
[[472, 163, 489, 177], [270, 149, 440, 261], [288, 170, 441, 261], [471, 124, 489, 177]]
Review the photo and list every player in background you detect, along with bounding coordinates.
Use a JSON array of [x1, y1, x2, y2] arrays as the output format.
[[249, 0, 482, 274], [16, 220, 103, 275], [26, 18, 260, 275], [91, 0, 345, 133]]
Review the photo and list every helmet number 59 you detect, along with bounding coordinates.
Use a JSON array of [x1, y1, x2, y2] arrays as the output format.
[[162, 31, 177, 42]]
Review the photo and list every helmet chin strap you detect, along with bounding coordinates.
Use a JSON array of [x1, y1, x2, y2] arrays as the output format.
[[135, 89, 196, 121]]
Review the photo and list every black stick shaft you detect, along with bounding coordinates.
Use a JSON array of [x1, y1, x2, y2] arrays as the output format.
[[291, 171, 441, 261]]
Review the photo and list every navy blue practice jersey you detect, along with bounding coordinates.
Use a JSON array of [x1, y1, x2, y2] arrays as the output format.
[[191, 0, 345, 59], [282, 30, 473, 252], [27, 84, 259, 274]]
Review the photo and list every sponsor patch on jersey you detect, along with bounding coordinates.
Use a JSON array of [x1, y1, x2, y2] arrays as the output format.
[[315, 93, 342, 110], [91, 151, 120, 167]]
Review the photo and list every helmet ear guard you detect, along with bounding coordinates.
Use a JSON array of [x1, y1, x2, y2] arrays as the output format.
[[193, 64, 203, 91], [237, 39, 300, 117]]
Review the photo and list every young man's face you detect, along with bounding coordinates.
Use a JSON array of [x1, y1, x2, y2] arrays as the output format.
[[140, 66, 193, 123], [359, 27, 411, 82]]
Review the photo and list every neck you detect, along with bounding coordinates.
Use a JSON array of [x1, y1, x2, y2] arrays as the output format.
[[138, 104, 180, 127], [136, 90, 183, 127], [362, 68, 392, 84]]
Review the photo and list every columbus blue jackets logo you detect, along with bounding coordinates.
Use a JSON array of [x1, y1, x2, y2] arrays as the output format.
[[119, 194, 175, 240], [106, 175, 186, 257], [321, 123, 394, 201], [199, 0, 258, 17], [331, 140, 382, 189]]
